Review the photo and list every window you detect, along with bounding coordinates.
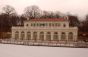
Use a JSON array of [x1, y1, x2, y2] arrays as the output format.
[[26, 24, 28, 26], [52, 23, 54, 27], [42, 23, 46, 26], [27, 32, 31, 40], [21, 31, 25, 40], [61, 32, 66, 41], [39, 23, 46, 27], [31, 23, 36, 27], [68, 32, 73, 41], [63, 24, 66, 27], [39, 32, 44, 41], [15, 31, 19, 40], [46, 32, 51, 41], [55, 23, 58, 27], [53, 32, 58, 41], [57, 23, 60, 26], [33, 23, 36, 26], [37, 23, 39, 26], [31, 23, 33, 26], [49, 23, 52, 27], [33, 32, 37, 41], [45, 23, 48, 26]]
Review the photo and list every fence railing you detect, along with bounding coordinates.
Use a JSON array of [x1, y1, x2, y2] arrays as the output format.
[[0, 39, 88, 48]]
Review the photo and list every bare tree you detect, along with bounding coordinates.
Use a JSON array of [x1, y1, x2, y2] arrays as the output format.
[[1, 5, 18, 27], [67, 14, 80, 27], [54, 11, 65, 18], [41, 11, 64, 19], [41, 11, 51, 18], [23, 5, 42, 19], [2, 5, 17, 15]]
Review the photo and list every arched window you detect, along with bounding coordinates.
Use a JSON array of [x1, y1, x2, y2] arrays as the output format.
[[33, 32, 37, 41], [15, 31, 19, 40], [21, 31, 25, 40], [27, 32, 31, 40], [61, 32, 66, 41], [53, 32, 58, 41], [68, 32, 73, 41], [39, 32, 44, 41], [46, 32, 51, 41]]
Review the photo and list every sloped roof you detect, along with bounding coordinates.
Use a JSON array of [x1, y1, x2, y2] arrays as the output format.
[[29, 18, 67, 22]]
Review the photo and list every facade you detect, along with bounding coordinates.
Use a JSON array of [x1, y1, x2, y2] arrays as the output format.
[[11, 18, 78, 42]]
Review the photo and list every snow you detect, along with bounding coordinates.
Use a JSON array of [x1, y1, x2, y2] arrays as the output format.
[[0, 44, 88, 57]]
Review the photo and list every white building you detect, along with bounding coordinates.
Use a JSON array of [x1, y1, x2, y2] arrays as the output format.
[[11, 18, 78, 42]]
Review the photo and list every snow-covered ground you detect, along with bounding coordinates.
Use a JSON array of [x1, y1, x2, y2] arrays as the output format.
[[0, 44, 88, 57]]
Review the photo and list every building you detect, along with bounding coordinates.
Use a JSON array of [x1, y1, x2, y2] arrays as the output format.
[[11, 18, 78, 42]]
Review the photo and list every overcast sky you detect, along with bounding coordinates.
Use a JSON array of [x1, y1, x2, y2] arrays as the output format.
[[0, 0, 88, 18]]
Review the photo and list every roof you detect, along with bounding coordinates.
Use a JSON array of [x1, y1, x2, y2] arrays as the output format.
[[29, 18, 67, 22]]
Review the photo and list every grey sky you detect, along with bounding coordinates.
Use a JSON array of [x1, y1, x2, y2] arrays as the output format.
[[0, 0, 88, 18]]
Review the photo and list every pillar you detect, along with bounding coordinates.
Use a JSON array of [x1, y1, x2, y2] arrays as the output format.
[[44, 32, 46, 41], [73, 32, 77, 41], [51, 32, 53, 41], [24, 31, 27, 40], [66, 32, 68, 41], [31, 32, 33, 40], [11, 32, 14, 41], [37, 32, 40, 42], [19, 31, 21, 40], [58, 32, 61, 41]]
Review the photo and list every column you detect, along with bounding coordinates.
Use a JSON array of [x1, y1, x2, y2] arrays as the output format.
[[51, 32, 53, 41], [44, 32, 46, 41], [58, 32, 61, 41], [66, 32, 68, 41], [75, 35, 77, 41], [19, 31, 21, 40], [37, 32, 40, 42], [31, 32, 33, 41], [11, 31, 15, 40], [24, 31, 27, 40], [73, 32, 77, 41]]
